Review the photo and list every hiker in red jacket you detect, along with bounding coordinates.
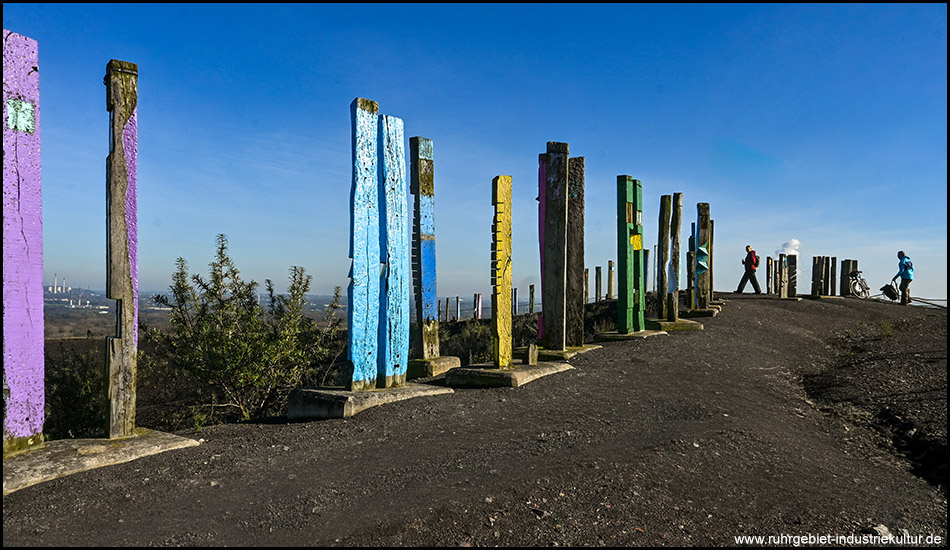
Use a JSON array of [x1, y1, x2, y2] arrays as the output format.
[[736, 245, 762, 294]]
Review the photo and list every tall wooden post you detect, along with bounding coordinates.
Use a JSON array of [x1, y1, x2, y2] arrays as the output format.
[[566, 156, 585, 347], [105, 59, 139, 438], [539, 142, 568, 351], [829, 256, 837, 296], [347, 98, 380, 391], [695, 203, 711, 309], [788, 254, 798, 297], [583, 269, 589, 304], [667, 193, 682, 321], [3, 30, 45, 453], [456, 296, 461, 320], [687, 222, 695, 307], [709, 219, 715, 300], [595, 266, 602, 302], [529, 284, 535, 314], [841, 259, 857, 296], [512, 288, 518, 316], [617, 176, 645, 333], [410, 137, 440, 360], [474, 293, 482, 320], [377, 115, 409, 388], [491, 176, 513, 368], [656, 195, 671, 319], [766, 257, 773, 294], [607, 260, 615, 300]]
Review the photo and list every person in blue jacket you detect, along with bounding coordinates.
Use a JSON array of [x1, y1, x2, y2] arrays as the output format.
[[891, 251, 914, 305]]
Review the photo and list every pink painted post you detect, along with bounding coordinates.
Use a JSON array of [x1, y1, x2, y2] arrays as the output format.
[[3, 29, 45, 454]]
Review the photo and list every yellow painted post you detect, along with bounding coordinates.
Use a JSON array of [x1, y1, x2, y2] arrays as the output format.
[[491, 176, 513, 368]]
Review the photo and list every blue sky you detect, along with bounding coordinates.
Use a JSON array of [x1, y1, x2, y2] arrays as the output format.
[[5, 4, 947, 301]]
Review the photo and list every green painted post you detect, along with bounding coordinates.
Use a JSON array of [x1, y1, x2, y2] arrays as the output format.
[[617, 176, 645, 333]]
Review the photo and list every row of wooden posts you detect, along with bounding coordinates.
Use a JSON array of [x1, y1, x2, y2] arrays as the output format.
[[765, 255, 862, 297]]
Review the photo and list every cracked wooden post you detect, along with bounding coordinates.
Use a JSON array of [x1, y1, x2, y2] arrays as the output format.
[[491, 176, 513, 368], [656, 195, 671, 319], [667, 192, 682, 321], [410, 137, 440, 361], [841, 259, 857, 296], [566, 156, 585, 347], [583, 269, 589, 304], [766, 257, 773, 294], [3, 30, 45, 454], [617, 176, 645, 333], [695, 203, 711, 309], [778, 254, 788, 298], [377, 114, 410, 388], [829, 256, 837, 296], [810, 256, 821, 297], [105, 59, 139, 438], [539, 142, 568, 351], [347, 98, 381, 391]]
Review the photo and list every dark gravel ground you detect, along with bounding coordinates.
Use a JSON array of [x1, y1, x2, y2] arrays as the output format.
[[3, 294, 947, 547]]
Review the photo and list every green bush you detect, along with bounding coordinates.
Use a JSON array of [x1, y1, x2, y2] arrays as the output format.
[[145, 234, 342, 423]]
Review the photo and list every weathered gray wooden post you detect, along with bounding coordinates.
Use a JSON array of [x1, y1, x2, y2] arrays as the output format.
[[829, 256, 837, 296], [667, 193, 682, 321], [656, 195, 671, 319], [475, 293, 482, 320], [810, 257, 821, 297], [687, 223, 695, 306], [3, 30, 45, 454], [409, 136, 440, 361], [456, 296, 461, 320], [492, 176, 513, 367], [788, 254, 798, 297], [607, 260, 615, 300], [583, 269, 589, 304], [841, 259, 858, 296], [595, 266, 602, 301], [444, 296, 450, 324], [539, 142, 568, 351], [778, 254, 788, 298], [566, 156, 585, 347], [766, 257, 773, 294], [105, 59, 139, 438], [695, 203, 711, 309], [617, 176, 645, 333], [529, 284, 535, 314], [512, 288, 518, 316]]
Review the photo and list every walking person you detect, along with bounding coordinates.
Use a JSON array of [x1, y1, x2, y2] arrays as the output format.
[[736, 245, 761, 294], [892, 251, 914, 305]]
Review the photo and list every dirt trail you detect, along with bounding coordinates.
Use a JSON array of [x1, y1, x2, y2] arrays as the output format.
[[3, 295, 946, 546]]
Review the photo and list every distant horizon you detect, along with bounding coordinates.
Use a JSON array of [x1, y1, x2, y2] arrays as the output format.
[[5, 4, 946, 301]]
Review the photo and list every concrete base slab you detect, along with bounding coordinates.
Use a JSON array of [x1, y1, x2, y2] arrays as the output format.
[[517, 344, 601, 362], [681, 308, 719, 318], [594, 329, 668, 342], [3, 429, 200, 496], [445, 362, 573, 388], [287, 384, 454, 421], [647, 318, 704, 331], [407, 356, 461, 379]]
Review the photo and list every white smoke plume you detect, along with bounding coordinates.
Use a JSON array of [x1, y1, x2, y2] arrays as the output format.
[[776, 238, 801, 256]]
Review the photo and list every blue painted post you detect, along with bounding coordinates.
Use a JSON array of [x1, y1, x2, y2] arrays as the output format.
[[410, 136, 440, 359], [347, 98, 381, 391], [377, 114, 409, 388]]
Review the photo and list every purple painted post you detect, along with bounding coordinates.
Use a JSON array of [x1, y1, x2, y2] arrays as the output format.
[[105, 59, 138, 438], [3, 29, 44, 454]]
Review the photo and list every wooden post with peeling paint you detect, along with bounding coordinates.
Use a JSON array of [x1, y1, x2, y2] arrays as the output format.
[[3, 30, 46, 454], [105, 59, 139, 438], [539, 142, 568, 351], [491, 176, 513, 368], [695, 203, 711, 309], [377, 114, 409, 388], [667, 192, 682, 321], [656, 195, 671, 319], [617, 176, 645, 333], [347, 98, 381, 391], [410, 136, 440, 361]]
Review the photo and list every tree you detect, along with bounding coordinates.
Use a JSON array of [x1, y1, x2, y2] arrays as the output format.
[[146, 234, 341, 421]]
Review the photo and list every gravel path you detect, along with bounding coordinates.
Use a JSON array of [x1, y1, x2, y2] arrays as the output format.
[[3, 295, 946, 546]]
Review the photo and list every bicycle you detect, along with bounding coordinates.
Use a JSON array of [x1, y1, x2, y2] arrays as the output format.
[[848, 270, 870, 299]]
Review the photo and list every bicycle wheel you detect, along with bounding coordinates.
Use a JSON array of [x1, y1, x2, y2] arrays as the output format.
[[850, 279, 869, 299]]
